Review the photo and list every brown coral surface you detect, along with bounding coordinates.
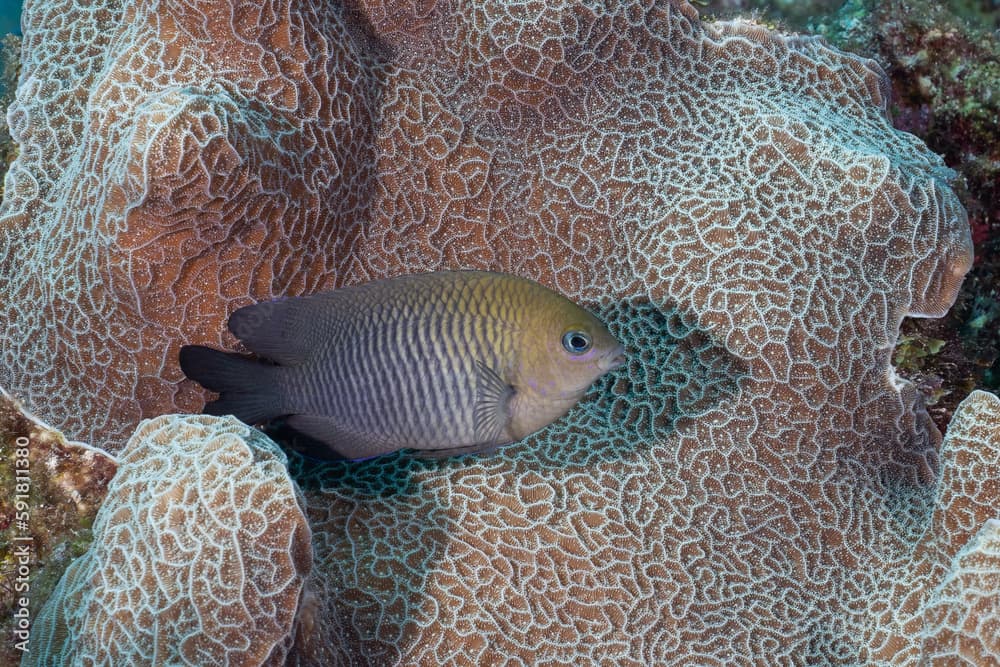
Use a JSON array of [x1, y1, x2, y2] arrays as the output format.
[[0, 0, 993, 664], [702, 0, 1000, 431], [916, 391, 1000, 665], [23, 414, 312, 667], [874, 390, 1000, 663]]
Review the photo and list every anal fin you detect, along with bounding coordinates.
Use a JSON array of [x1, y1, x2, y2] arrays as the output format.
[[286, 414, 395, 461], [411, 441, 505, 460]]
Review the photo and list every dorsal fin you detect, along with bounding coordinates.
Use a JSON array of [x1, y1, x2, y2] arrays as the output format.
[[227, 293, 339, 366]]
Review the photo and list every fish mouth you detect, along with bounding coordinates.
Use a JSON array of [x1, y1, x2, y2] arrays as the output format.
[[599, 345, 626, 372]]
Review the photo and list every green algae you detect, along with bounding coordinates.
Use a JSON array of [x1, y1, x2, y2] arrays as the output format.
[[894, 334, 948, 373]]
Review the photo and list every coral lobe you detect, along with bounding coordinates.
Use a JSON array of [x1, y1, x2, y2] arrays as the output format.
[[0, 0, 994, 664]]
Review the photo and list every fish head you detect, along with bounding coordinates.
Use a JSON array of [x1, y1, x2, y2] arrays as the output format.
[[505, 298, 624, 441], [512, 297, 625, 404]]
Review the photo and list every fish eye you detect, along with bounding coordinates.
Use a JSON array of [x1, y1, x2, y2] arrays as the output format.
[[562, 330, 592, 355]]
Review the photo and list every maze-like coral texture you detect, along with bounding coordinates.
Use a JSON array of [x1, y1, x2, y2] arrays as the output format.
[[25, 415, 312, 667], [921, 517, 1000, 664], [867, 390, 1000, 664], [0, 0, 384, 443], [0, 0, 989, 663]]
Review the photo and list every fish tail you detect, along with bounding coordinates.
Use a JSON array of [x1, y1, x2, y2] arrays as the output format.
[[179, 345, 284, 424]]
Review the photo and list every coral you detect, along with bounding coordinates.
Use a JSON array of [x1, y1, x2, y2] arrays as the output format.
[[0, 0, 992, 663], [864, 0, 1000, 429], [921, 517, 1000, 662], [703, 0, 1000, 428], [0, 386, 115, 667], [0, 0, 384, 445], [867, 390, 1000, 662], [25, 414, 312, 667], [861, 0, 1000, 427], [828, 0, 1000, 270], [288, 2, 976, 663]]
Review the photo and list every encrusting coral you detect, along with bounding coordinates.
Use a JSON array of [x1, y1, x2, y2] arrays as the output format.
[[24, 414, 312, 667], [0, 0, 996, 663]]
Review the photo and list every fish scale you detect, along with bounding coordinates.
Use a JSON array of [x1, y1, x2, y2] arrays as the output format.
[[179, 270, 625, 460], [308, 297, 450, 445]]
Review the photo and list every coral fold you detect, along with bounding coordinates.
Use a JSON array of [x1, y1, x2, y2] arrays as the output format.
[[24, 415, 311, 667], [0, 0, 991, 664]]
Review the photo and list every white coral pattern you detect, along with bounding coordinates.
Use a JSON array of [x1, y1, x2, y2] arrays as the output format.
[[25, 416, 312, 667]]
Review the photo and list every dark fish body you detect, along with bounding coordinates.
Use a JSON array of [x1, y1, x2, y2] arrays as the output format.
[[180, 271, 624, 459]]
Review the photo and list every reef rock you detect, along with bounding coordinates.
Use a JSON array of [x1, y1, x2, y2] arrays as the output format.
[[0, 0, 989, 664], [0, 387, 115, 667], [25, 415, 312, 667]]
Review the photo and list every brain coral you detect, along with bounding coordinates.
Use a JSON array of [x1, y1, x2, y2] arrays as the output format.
[[25, 415, 312, 667], [0, 0, 384, 443], [0, 0, 989, 664], [294, 389, 1000, 665], [872, 390, 1000, 663]]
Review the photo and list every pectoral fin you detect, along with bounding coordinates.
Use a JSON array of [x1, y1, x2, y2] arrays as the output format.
[[412, 361, 514, 460], [472, 360, 514, 446]]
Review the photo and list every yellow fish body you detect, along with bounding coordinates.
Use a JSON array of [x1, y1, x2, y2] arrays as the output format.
[[180, 270, 625, 459]]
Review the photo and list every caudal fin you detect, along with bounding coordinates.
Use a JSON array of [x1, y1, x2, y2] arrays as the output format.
[[179, 345, 284, 424]]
